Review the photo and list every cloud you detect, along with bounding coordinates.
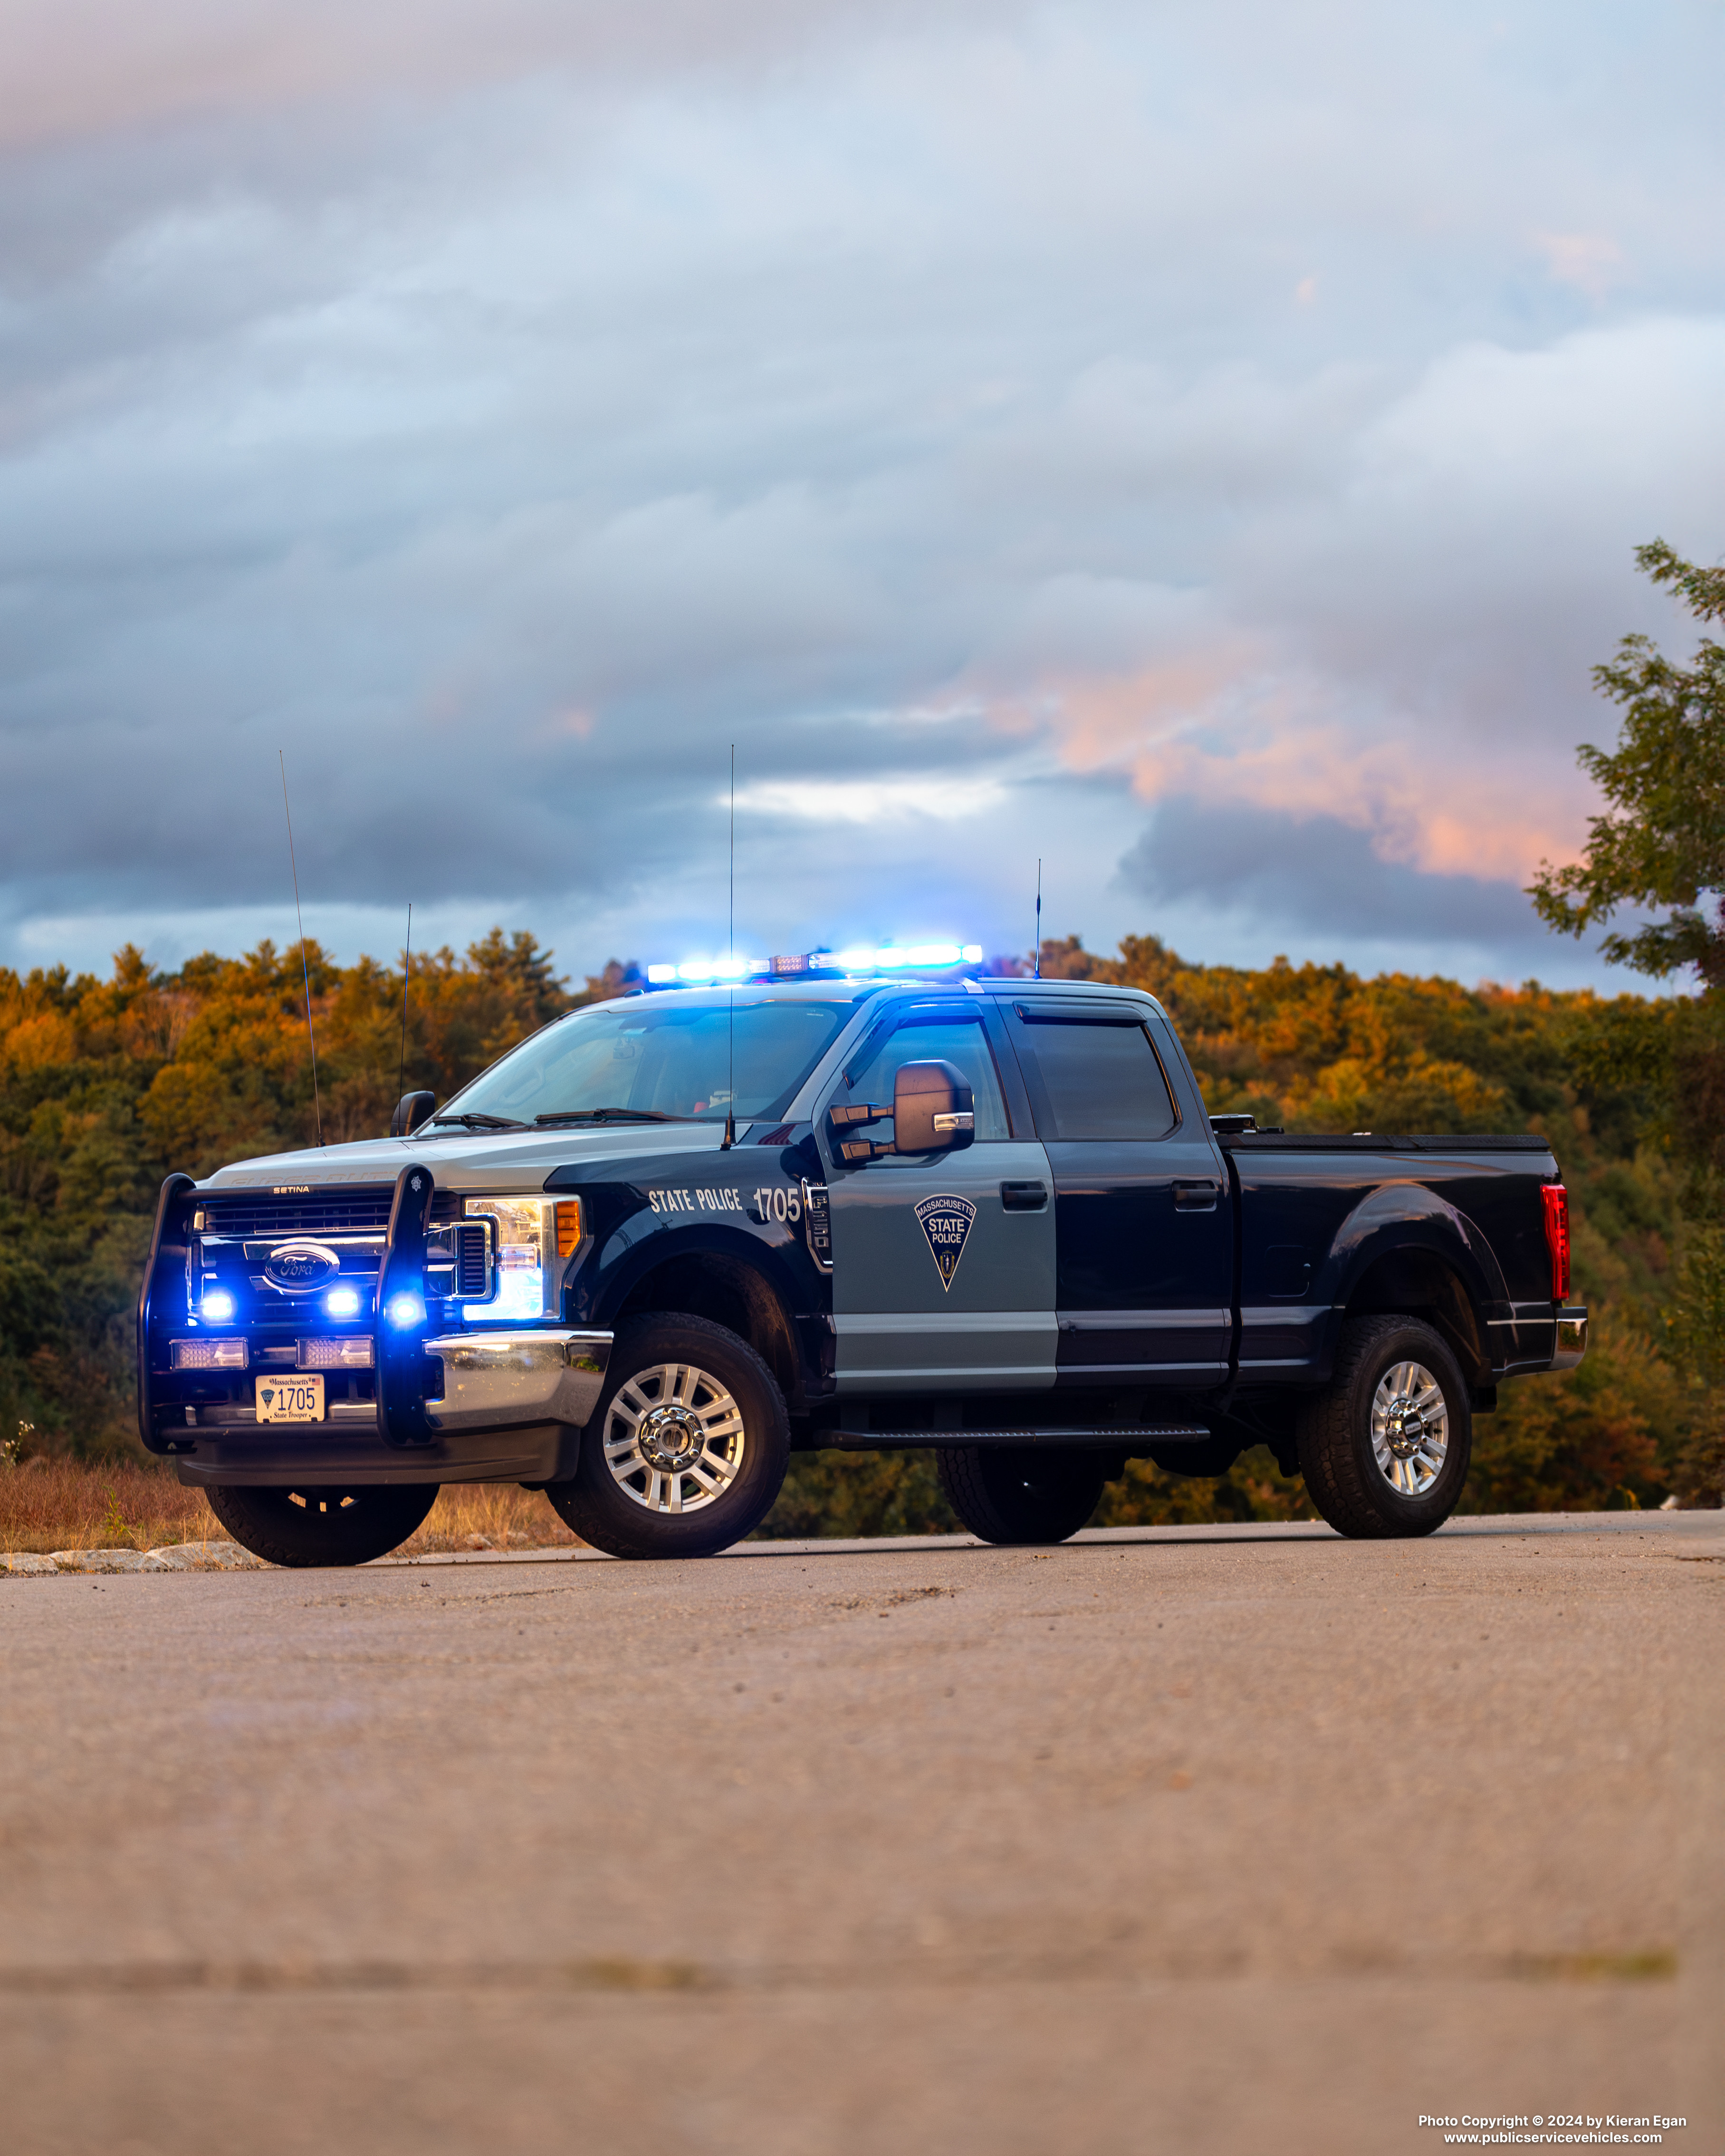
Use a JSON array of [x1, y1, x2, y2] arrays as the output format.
[[979, 315, 1725, 886], [0, 0, 1721, 989], [733, 777, 1009, 825], [1118, 796, 1540, 958], [1536, 231, 1627, 304]]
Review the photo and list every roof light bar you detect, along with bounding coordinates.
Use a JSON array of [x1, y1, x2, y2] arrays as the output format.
[[643, 943, 983, 987]]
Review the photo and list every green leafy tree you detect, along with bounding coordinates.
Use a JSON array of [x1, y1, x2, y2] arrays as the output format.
[[1531, 541, 1725, 1504], [1531, 541, 1725, 985]]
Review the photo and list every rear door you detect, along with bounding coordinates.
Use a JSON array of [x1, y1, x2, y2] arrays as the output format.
[[819, 1005, 1056, 1395], [1000, 999, 1233, 1391]]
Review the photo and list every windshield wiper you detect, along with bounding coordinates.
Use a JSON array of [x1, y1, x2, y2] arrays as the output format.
[[429, 1112, 529, 1131], [533, 1108, 700, 1126]]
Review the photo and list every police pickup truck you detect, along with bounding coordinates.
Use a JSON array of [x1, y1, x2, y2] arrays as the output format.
[[136, 971, 1587, 1566]]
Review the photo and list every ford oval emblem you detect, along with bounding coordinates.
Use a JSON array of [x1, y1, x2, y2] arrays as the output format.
[[263, 1240, 342, 1294]]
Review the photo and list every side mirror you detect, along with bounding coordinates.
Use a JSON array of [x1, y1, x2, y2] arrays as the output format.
[[893, 1060, 975, 1153], [391, 1091, 437, 1137], [826, 1060, 975, 1163]]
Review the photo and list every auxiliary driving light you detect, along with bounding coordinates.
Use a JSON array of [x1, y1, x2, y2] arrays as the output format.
[[385, 1291, 427, 1330], [298, 1335, 375, 1370], [170, 1338, 248, 1371], [199, 1290, 237, 1323], [325, 1285, 363, 1319]]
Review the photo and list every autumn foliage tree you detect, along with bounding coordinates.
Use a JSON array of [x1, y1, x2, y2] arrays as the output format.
[[0, 931, 636, 1456]]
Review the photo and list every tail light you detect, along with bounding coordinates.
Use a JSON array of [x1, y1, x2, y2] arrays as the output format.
[[1541, 1184, 1571, 1302]]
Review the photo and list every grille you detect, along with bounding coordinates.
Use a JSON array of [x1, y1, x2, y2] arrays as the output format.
[[194, 1188, 462, 1238]]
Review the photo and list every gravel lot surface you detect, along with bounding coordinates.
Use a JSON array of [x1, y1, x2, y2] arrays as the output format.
[[2, 1512, 1720, 2156]]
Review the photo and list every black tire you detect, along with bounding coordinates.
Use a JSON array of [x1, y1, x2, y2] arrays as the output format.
[[545, 1313, 790, 1560], [1296, 1315, 1472, 1539], [936, 1446, 1108, 1546], [203, 1482, 439, 1568]]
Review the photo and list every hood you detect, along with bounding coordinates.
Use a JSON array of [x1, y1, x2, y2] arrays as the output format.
[[197, 1120, 742, 1195]]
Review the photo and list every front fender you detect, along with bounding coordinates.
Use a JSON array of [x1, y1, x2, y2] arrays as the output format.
[[575, 1213, 811, 1338]]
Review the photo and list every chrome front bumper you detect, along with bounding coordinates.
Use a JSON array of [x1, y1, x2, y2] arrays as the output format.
[[423, 1329, 613, 1434]]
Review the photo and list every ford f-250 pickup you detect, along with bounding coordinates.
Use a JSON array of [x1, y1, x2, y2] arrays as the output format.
[[135, 970, 1587, 1565]]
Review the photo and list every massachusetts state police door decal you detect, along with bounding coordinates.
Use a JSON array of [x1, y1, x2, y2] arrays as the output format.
[[914, 1194, 978, 1291]]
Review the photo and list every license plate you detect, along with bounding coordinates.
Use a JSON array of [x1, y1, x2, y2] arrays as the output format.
[[255, 1374, 325, 1423]]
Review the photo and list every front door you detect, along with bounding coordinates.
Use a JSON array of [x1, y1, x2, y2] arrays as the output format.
[[819, 1006, 1056, 1394], [1000, 999, 1233, 1390]]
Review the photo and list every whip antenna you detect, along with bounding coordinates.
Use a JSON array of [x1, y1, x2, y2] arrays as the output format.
[[397, 902, 413, 1108], [722, 744, 736, 1150], [279, 750, 325, 1148], [1034, 858, 1042, 979]]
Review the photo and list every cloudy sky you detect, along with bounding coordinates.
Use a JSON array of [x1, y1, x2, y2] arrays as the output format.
[[2, 0, 1721, 991]]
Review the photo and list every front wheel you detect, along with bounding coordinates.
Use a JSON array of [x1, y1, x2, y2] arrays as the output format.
[[544, 1314, 790, 1560], [203, 1482, 438, 1568], [1296, 1315, 1472, 1538], [937, 1446, 1108, 1546]]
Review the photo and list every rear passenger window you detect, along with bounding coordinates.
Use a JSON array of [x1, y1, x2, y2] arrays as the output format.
[[1016, 1018, 1178, 1141]]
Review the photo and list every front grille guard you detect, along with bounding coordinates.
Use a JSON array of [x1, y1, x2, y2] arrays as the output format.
[[142, 1169, 528, 1453]]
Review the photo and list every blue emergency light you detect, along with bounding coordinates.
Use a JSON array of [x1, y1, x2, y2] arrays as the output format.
[[645, 943, 982, 986]]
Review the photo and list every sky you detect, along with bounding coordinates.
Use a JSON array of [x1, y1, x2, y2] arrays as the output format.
[[1, 0, 1722, 994]]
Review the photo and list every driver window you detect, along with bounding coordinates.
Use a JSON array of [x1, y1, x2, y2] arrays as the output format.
[[834, 1019, 1010, 1145]]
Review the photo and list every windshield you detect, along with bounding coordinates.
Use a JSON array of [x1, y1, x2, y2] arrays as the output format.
[[438, 994, 863, 1128]]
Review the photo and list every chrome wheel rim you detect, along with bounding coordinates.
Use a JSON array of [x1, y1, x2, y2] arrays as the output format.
[[1370, 1360, 1449, 1497], [602, 1361, 746, 1515]]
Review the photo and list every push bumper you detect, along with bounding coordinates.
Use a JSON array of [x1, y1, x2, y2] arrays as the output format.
[[171, 1330, 613, 1487]]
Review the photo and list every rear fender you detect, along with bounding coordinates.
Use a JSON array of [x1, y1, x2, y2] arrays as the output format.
[[1329, 1184, 1506, 1384]]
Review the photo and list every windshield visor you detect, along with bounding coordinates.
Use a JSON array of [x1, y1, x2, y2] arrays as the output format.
[[441, 995, 861, 1127]]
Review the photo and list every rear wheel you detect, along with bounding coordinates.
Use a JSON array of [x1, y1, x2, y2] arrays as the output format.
[[203, 1482, 438, 1568], [1296, 1315, 1472, 1538], [545, 1314, 790, 1560], [937, 1446, 1108, 1546]]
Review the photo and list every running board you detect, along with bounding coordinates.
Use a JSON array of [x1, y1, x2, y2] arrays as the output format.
[[819, 1425, 1213, 1451]]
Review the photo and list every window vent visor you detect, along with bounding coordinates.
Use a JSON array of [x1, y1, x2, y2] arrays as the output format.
[[1541, 1184, 1571, 1302], [170, 1338, 248, 1371], [1013, 1003, 1147, 1025], [297, 1336, 375, 1370]]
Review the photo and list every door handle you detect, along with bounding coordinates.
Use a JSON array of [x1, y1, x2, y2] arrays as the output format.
[[1000, 1180, 1048, 1212], [1172, 1180, 1220, 1212]]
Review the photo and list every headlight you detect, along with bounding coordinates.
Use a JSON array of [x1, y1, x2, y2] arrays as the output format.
[[463, 1198, 584, 1322]]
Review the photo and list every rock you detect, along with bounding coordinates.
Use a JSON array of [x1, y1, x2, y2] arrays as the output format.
[[50, 1547, 154, 1573], [1, 1552, 60, 1577], [143, 1540, 270, 1571]]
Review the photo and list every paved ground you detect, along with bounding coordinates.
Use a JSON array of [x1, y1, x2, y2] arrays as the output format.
[[1, 1512, 1720, 2156]]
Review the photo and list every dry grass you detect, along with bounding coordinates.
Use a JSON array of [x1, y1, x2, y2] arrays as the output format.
[[0, 1459, 581, 1558], [400, 1483, 581, 1556], [0, 1458, 223, 1555]]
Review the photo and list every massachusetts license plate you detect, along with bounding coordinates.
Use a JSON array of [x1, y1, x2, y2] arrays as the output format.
[[255, 1374, 325, 1423]]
